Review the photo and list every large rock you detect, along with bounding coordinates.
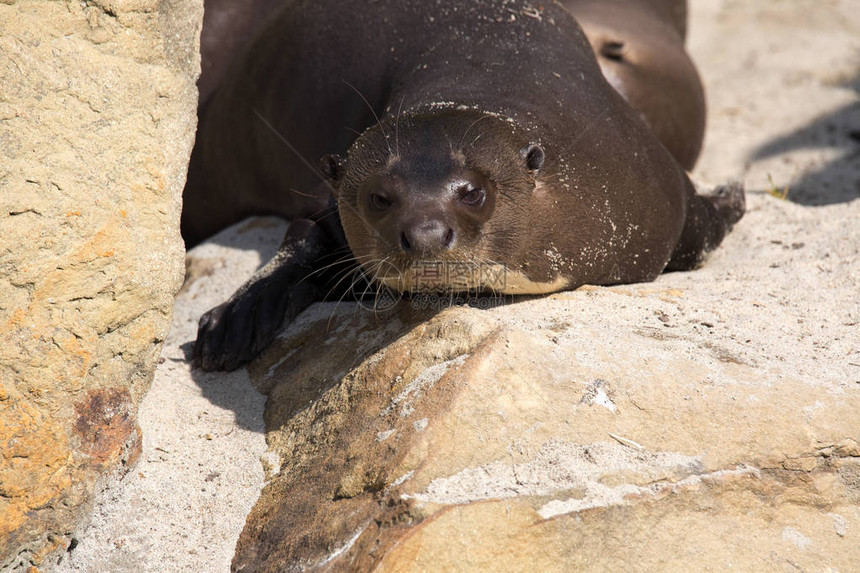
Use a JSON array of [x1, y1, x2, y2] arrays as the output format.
[[0, 0, 199, 570], [234, 191, 860, 571]]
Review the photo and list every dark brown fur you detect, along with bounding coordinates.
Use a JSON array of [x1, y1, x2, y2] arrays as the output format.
[[187, 0, 744, 371]]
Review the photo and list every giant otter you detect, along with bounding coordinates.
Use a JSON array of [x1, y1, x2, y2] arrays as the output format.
[[184, 0, 744, 371]]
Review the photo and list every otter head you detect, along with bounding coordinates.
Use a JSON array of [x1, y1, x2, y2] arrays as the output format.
[[322, 108, 545, 293]]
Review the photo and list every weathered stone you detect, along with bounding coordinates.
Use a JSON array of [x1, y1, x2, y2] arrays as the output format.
[[235, 189, 860, 571], [0, 0, 199, 569]]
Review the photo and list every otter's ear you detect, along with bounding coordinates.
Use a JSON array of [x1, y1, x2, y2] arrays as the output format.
[[320, 154, 346, 181], [520, 144, 545, 173]]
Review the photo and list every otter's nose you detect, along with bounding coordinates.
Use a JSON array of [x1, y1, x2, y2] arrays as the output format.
[[400, 220, 455, 254]]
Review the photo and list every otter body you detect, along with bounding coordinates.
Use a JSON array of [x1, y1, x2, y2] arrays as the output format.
[[187, 0, 743, 371]]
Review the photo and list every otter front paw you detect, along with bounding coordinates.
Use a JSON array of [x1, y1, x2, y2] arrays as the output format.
[[193, 277, 317, 372], [192, 218, 336, 371]]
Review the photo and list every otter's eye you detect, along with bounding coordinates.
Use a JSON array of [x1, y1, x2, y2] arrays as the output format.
[[459, 186, 485, 207], [601, 41, 625, 62], [369, 193, 392, 211]]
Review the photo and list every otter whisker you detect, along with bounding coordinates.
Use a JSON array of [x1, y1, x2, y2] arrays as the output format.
[[457, 114, 492, 150], [341, 79, 392, 155], [324, 260, 387, 330], [394, 93, 407, 158], [252, 108, 335, 195]]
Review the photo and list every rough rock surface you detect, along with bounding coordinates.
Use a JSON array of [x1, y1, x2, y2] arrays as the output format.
[[53, 0, 859, 571], [237, 198, 859, 568], [0, 0, 199, 570]]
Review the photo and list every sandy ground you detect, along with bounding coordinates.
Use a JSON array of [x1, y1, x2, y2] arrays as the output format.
[[54, 0, 860, 571]]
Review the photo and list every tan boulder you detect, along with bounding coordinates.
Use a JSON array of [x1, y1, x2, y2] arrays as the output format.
[[0, 0, 199, 569], [234, 191, 859, 571]]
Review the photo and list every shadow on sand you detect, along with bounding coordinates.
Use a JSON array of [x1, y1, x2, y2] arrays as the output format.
[[749, 71, 860, 205]]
